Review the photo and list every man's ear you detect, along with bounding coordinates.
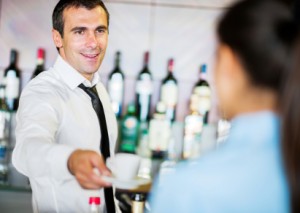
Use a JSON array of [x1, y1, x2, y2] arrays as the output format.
[[52, 29, 63, 49]]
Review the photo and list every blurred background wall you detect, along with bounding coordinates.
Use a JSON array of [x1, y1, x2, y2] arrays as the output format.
[[0, 0, 236, 121]]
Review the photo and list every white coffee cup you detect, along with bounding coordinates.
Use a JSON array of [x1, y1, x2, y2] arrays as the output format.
[[107, 153, 141, 180]]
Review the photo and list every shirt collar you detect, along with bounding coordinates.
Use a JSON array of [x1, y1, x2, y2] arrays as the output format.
[[228, 110, 280, 147], [53, 55, 101, 90]]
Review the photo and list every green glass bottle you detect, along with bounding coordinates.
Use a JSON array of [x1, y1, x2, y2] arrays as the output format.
[[119, 103, 139, 153]]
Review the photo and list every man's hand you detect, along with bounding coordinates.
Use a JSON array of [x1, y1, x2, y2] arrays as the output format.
[[67, 149, 112, 189]]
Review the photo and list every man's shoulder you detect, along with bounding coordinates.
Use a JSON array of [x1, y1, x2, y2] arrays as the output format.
[[23, 68, 66, 96]]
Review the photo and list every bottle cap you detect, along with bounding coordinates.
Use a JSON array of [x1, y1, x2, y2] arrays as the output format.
[[89, 197, 100, 205], [37, 48, 45, 59], [168, 58, 174, 72], [144, 51, 150, 64], [201, 64, 207, 73], [132, 193, 146, 201]]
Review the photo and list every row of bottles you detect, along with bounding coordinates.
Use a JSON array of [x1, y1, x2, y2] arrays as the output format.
[[88, 195, 147, 213], [107, 51, 210, 123], [1, 48, 46, 112], [0, 48, 46, 186], [111, 51, 212, 161], [0, 49, 19, 184], [118, 102, 215, 161], [3, 49, 208, 122], [0, 84, 14, 185]]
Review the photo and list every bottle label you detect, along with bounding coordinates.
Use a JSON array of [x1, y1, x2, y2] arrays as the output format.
[[161, 81, 178, 106], [136, 74, 153, 95], [149, 119, 171, 151], [132, 201, 145, 213], [193, 86, 211, 115], [5, 70, 20, 99], [108, 73, 124, 103], [121, 117, 139, 152]]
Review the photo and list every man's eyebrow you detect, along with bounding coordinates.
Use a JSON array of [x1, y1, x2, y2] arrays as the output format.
[[96, 25, 108, 31], [70, 26, 87, 32]]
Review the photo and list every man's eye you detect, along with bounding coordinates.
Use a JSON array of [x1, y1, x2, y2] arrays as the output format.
[[97, 29, 105, 33], [75, 30, 84, 35]]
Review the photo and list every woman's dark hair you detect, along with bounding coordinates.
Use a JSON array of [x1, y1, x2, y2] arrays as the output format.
[[217, 0, 296, 92], [217, 0, 299, 212], [281, 39, 300, 213], [52, 0, 110, 37]]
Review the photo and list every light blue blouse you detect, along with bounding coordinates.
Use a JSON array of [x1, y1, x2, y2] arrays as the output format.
[[150, 111, 290, 213]]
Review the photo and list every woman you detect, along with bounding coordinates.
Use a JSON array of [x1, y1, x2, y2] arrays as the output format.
[[150, 0, 299, 212]]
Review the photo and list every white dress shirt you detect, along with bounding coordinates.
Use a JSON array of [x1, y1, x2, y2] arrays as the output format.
[[12, 55, 119, 213]]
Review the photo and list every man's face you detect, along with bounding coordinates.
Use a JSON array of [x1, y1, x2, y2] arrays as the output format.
[[52, 6, 108, 81]]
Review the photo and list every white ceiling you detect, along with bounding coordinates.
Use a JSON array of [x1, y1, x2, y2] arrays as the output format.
[[106, 0, 237, 9]]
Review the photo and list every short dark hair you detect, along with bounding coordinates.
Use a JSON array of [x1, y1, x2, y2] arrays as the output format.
[[52, 0, 110, 37]]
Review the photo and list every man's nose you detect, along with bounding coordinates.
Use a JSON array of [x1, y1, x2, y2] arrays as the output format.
[[86, 32, 98, 48]]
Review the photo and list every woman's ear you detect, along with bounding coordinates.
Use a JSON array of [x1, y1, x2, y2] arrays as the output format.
[[220, 44, 248, 85], [218, 45, 238, 78]]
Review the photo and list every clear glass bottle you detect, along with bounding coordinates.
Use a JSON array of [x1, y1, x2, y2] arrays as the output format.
[[148, 102, 171, 159], [183, 94, 204, 159]]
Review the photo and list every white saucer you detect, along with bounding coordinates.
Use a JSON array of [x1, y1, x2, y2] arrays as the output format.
[[102, 176, 151, 190]]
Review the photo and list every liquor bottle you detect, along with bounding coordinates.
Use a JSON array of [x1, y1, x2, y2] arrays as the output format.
[[193, 64, 211, 116], [0, 137, 8, 185], [160, 58, 178, 122], [131, 193, 146, 213], [148, 102, 171, 159], [0, 85, 9, 185], [0, 85, 9, 141], [89, 197, 100, 213], [183, 94, 204, 159], [4, 49, 21, 111], [136, 121, 151, 158], [31, 48, 45, 79], [135, 51, 153, 122], [108, 51, 124, 118], [119, 103, 139, 153]]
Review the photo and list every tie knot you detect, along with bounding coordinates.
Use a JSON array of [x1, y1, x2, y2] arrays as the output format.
[[78, 83, 98, 100]]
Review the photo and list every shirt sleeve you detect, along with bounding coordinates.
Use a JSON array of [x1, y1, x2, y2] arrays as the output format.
[[12, 83, 76, 181]]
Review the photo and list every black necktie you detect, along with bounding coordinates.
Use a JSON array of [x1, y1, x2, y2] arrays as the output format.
[[78, 83, 116, 213]]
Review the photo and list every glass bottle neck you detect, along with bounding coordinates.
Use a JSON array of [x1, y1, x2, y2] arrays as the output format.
[[115, 52, 121, 69], [9, 51, 17, 67]]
